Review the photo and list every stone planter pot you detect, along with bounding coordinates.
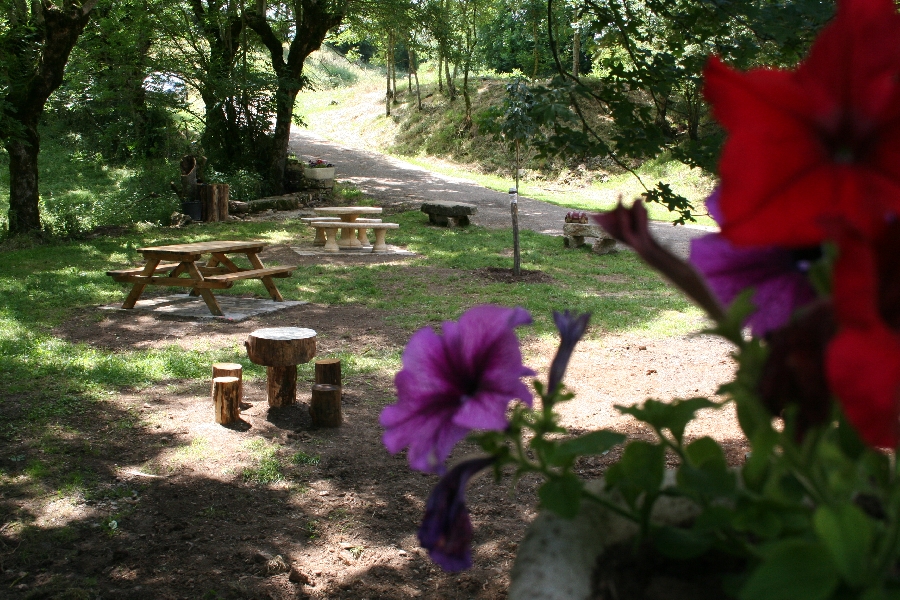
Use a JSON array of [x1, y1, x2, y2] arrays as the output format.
[[303, 166, 335, 190], [509, 475, 738, 600], [303, 166, 335, 180]]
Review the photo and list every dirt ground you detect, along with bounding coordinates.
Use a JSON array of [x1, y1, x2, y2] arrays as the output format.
[[1, 235, 743, 599]]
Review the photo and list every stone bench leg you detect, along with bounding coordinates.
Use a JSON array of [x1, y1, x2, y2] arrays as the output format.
[[322, 227, 340, 252], [427, 213, 450, 226], [313, 227, 327, 246], [357, 227, 371, 246], [564, 235, 586, 249], [338, 226, 362, 248], [372, 229, 390, 253]]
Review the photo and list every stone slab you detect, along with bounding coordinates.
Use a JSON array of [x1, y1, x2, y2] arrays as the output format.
[[101, 294, 307, 322], [562, 223, 611, 238], [420, 200, 478, 217]]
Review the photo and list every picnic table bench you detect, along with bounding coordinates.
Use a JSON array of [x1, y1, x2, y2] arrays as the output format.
[[106, 240, 295, 316]]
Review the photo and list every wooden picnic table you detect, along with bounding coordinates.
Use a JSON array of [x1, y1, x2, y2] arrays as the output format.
[[313, 207, 383, 248], [106, 240, 295, 317]]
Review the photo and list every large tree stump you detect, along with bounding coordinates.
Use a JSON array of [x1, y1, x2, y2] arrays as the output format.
[[212, 362, 242, 402], [310, 384, 342, 427], [245, 327, 317, 408], [200, 183, 230, 222], [213, 376, 241, 424], [315, 359, 342, 386]]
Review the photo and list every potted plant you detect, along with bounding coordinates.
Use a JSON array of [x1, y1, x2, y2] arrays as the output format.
[[303, 158, 335, 181], [379, 1, 900, 598]]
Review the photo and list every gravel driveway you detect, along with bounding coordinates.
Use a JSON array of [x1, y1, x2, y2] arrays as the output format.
[[289, 130, 716, 259]]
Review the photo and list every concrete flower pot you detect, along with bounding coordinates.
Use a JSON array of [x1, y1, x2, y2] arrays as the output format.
[[303, 166, 335, 180]]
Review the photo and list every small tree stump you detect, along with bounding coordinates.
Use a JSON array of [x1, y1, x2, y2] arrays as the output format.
[[212, 362, 242, 402], [246, 327, 317, 408], [214, 376, 241, 424], [315, 359, 342, 387], [310, 383, 342, 427]]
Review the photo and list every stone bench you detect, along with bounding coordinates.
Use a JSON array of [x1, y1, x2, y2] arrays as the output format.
[[302, 217, 382, 246], [420, 201, 477, 227], [310, 222, 399, 253], [563, 223, 617, 255]]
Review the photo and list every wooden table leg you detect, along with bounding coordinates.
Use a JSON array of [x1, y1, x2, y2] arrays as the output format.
[[247, 253, 284, 301], [186, 262, 224, 316], [121, 258, 160, 308]]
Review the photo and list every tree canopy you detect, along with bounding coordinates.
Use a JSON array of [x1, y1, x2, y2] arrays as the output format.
[[0, 0, 838, 235]]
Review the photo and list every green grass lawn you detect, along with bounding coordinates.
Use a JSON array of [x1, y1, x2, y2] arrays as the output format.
[[0, 214, 705, 440]]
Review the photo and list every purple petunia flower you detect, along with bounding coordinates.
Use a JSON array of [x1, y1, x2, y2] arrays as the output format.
[[381, 305, 536, 473], [689, 190, 817, 336], [547, 310, 591, 394], [418, 456, 495, 571]]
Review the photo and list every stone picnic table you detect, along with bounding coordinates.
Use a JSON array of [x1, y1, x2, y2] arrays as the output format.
[[309, 207, 399, 253]]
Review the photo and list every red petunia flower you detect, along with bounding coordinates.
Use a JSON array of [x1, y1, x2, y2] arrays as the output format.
[[826, 226, 900, 447], [704, 0, 900, 248]]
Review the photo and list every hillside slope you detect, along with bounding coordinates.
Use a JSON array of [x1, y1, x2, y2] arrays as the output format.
[[295, 54, 715, 224]]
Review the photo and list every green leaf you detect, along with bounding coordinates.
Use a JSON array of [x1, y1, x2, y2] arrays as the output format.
[[617, 397, 717, 444], [813, 503, 873, 587], [677, 437, 736, 501], [538, 474, 583, 519], [605, 441, 665, 508], [554, 430, 625, 460], [684, 436, 726, 467], [653, 525, 712, 559], [739, 540, 839, 600]]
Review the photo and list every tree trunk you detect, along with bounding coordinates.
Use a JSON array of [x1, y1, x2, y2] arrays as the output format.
[[438, 54, 443, 92], [315, 359, 342, 387], [2, 1, 97, 236], [573, 29, 580, 77], [310, 384, 342, 427], [266, 86, 301, 195], [213, 376, 241, 424], [267, 366, 298, 407], [212, 362, 242, 404], [5, 125, 41, 236]]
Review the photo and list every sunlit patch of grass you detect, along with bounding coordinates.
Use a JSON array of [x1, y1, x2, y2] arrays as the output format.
[[171, 437, 212, 464], [291, 450, 321, 466], [242, 438, 285, 485]]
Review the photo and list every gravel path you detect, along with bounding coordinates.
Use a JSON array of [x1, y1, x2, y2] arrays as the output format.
[[289, 130, 716, 258]]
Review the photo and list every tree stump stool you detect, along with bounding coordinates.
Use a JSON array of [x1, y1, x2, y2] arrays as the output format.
[[212, 362, 242, 396], [213, 376, 241, 424], [310, 384, 342, 427], [245, 327, 317, 407]]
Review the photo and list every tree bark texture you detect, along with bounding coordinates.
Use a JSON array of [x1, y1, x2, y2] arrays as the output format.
[[267, 366, 297, 407], [212, 362, 242, 404], [310, 384, 342, 427], [315, 359, 342, 387], [213, 376, 241, 424], [200, 184, 229, 222], [2, 1, 97, 235]]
